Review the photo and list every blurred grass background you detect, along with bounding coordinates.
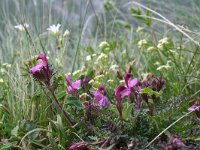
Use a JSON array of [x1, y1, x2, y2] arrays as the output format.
[[0, 0, 200, 65]]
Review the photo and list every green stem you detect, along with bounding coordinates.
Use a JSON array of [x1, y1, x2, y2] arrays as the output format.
[[49, 88, 74, 126]]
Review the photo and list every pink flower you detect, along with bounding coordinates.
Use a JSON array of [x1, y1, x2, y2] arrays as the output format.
[[30, 53, 52, 86], [120, 73, 139, 98], [188, 104, 200, 118], [94, 85, 110, 107], [30, 53, 48, 73], [167, 134, 186, 150], [115, 85, 127, 120], [66, 75, 81, 94]]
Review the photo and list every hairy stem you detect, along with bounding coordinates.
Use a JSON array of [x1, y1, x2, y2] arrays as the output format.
[[49, 88, 74, 126]]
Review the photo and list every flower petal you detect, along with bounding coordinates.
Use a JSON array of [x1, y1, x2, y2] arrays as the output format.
[[71, 80, 81, 89], [99, 96, 110, 107], [115, 85, 126, 97], [30, 63, 44, 73], [37, 52, 47, 66], [124, 73, 132, 87], [67, 86, 73, 94], [98, 85, 107, 94], [94, 91, 103, 101], [120, 88, 131, 98], [128, 78, 139, 88], [66, 75, 71, 85]]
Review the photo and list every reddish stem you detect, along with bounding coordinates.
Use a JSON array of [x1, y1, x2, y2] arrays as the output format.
[[49, 88, 74, 126]]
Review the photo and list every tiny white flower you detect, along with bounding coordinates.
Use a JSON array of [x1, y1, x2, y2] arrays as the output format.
[[136, 27, 144, 33], [94, 74, 104, 80], [92, 54, 97, 57], [79, 93, 90, 98], [89, 79, 94, 84], [95, 53, 107, 64], [47, 24, 61, 35], [138, 39, 148, 48], [63, 29, 70, 37], [2, 63, 11, 68], [14, 23, 29, 32], [109, 64, 119, 72], [0, 78, 3, 83], [147, 47, 156, 53], [47, 51, 50, 54], [0, 68, 6, 74], [108, 79, 114, 83], [72, 69, 81, 76], [119, 80, 125, 84], [86, 55, 92, 61], [157, 65, 171, 71], [66, 72, 72, 76], [98, 41, 109, 50]]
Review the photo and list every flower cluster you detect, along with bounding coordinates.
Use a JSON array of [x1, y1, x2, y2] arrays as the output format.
[[14, 23, 29, 32], [66, 75, 110, 108], [30, 52, 53, 86], [115, 73, 166, 119], [94, 85, 110, 107], [166, 134, 186, 150], [66, 75, 81, 94]]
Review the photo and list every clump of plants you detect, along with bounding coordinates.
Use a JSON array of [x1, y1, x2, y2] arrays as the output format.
[[15, 49, 196, 149]]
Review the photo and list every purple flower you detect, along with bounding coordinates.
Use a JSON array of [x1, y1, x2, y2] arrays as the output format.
[[66, 75, 81, 94], [188, 104, 200, 118], [30, 53, 48, 73], [115, 85, 127, 121], [30, 52, 53, 86], [94, 85, 110, 107], [150, 77, 166, 92], [167, 134, 186, 150], [120, 73, 139, 98]]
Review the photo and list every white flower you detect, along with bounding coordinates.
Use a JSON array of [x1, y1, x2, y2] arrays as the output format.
[[119, 80, 125, 84], [86, 55, 92, 61], [109, 64, 119, 72], [94, 74, 104, 80], [138, 39, 148, 48], [72, 69, 81, 76], [157, 61, 172, 71], [108, 79, 114, 83], [98, 41, 109, 50], [63, 29, 70, 37], [2, 63, 11, 68], [136, 27, 144, 33], [47, 24, 61, 35], [14, 23, 29, 32], [0, 78, 3, 83], [95, 53, 107, 64]]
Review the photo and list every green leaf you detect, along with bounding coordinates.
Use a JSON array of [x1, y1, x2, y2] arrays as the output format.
[[57, 90, 66, 100], [140, 88, 163, 97], [65, 96, 82, 109], [153, 91, 163, 97], [123, 103, 134, 121], [51, 115, 64, 131], [140, 88, 154, 95]]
